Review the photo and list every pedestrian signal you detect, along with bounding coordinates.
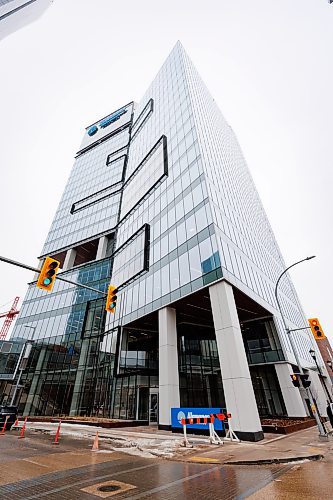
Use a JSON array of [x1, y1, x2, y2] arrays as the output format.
[[308, 318, 326, 340], [36, 257, 60, 292], [105, 285, 118, 313], [291, 374, 300, 388], [300, 374, 311, 388]]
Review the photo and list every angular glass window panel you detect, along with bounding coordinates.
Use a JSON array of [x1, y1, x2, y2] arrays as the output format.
[[138, 279, 146, 309], [168, 228, 177, 252], [188, 246, 202, 280], [174, 178, 182, 198], [176, 221, 186, 246], [160, 235, 169, 259], [175, 199, 185, 220], [71, 183, 122, 214], [170, 258, 180, 291], [186, 214, 197, 239], [121, 136, 167, 218], [168, 206, 176, 228], [199, 238, 214, 274], [181, 170, 191, 191], [112, 226, 147, 286], [129, 285, 138, 313], [131, 98, 153, 140], [153, 240, 161, 262], [195, 205, 208, 233], [161, 265, 170, 296], [179, 253, 190, 286], [183, 192, 194, 214], [125, 286, 133, 314], [160, 214, 168, 234], [153, 269, 162, 299], [146, 275, 153, 304], [192, 183, 204, 207]]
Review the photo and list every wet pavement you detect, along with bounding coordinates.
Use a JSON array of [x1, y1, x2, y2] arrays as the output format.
[[0, 428, 332, 499], [0, 432, 289, 499], [248, 460, 333, 499]]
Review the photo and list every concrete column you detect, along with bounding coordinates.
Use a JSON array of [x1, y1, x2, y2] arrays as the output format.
[[158, 307, 180, 429], [275, 363, 307, 417], [96, 236, 108, 260], [63, 248, 76, 271], [69, 339, 90, 415], [209, 280, 263, 441]]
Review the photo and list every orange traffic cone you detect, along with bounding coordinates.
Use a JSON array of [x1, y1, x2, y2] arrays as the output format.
[[91, 431, 99, 451], [18, 417, 28, 439], [53, 420, 62, 445], [0, 416, 9, 436], [12, 418, 19, 429]]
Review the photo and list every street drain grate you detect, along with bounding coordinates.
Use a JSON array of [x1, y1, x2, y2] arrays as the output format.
[[81, 479, 137, 497], [98, 485, 121, 492]]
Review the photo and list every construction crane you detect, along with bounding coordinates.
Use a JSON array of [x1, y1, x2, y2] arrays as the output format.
[[0, 297, 20, 340]]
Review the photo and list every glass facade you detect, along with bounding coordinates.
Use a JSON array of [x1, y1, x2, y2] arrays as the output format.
[[8, 42, 313, 420]]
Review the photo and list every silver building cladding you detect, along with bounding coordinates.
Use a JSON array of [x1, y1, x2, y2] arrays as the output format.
[[10, 42, 329, 440]]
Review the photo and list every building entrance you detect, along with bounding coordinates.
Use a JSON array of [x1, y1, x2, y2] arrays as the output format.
[[149, 390, 158, 424]]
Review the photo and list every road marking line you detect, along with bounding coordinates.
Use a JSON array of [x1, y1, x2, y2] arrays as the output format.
[[190, 456, 220, 462], [23, 459, 50, 468]]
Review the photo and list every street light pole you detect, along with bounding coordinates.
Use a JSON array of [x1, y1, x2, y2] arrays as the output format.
[[274, 256, 326, 436], [309, 349, 333, 403]]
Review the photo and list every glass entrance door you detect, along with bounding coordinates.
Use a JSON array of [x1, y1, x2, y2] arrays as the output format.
[[149, 391, 158, 424]]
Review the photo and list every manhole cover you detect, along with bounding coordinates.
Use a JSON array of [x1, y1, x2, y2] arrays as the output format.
[[98, 485, 121, 492], [81, 479, 137, 497]]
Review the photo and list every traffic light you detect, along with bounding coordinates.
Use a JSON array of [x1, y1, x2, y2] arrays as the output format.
[[300, 374, 311, 388], [291, 374, 300, 388], [36, 256, 60, 292], [105, 285, 118, 313], [308, 318, 326, 340]]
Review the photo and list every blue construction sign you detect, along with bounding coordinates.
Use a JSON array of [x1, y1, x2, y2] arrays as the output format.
[[171, 407, 226, 431]]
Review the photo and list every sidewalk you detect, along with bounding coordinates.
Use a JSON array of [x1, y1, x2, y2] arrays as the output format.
[[180, 425, 333, 465], [22, 421, 333, 464]]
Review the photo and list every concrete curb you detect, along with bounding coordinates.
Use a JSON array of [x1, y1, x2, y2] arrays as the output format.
[[224, 454, 324, 465]]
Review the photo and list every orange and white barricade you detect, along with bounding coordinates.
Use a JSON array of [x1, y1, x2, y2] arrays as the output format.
[[180, 411, 240, 446], [180, 414, 224, 447], [222, 413, 240, 443]]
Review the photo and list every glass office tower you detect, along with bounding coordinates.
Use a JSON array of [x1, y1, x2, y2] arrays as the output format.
[[9, 42, 329, 440]]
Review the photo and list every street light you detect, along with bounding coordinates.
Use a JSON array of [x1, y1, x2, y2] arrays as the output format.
[[274, 256, 327, 437], [327, 360, 333, 371], [309, 349, 332, 403], [23, 325, 37, 340]]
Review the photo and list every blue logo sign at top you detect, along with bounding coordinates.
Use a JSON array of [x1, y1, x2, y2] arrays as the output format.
[[171, 407, 225, 431], [87, 108, 128, 137], [87, 125, 98, 136], [99, 108, 127, 128]]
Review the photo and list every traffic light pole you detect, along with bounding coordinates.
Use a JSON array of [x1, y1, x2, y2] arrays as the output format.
[[309, 350, 333, 404], [0, 255, 107, 296], [274, 257, 327, 437]]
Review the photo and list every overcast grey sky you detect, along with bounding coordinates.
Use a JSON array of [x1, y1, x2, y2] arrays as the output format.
[[0, 0, 332, 342]]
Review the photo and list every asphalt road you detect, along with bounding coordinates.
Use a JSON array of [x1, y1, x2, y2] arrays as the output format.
[[0, 431, 330, 499]]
